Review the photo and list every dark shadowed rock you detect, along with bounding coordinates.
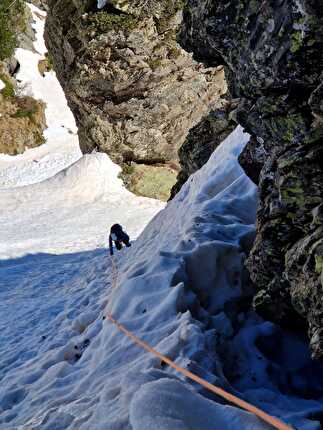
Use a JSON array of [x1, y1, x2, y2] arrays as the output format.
[[180, 0, 323, 359], [170, 97, 237, 198]]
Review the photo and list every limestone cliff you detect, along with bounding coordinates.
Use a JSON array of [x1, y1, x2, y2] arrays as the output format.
[[180, 0, 323, 359], [44, 0, 225, 199]]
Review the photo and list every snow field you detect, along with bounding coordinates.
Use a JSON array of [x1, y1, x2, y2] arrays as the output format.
[[0, 126, 261, 429], [0, 152, 164, 259], [1, 127, 322, 429]]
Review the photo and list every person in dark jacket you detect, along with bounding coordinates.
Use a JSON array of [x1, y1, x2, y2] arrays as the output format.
[[109, 224, 131, 256]]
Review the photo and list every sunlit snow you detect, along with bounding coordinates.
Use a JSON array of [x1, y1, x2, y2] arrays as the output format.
[[0, 3, 164, 259]]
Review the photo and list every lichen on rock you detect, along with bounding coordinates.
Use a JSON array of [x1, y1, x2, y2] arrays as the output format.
[[180, 0, 323, 359], [120, 162, 178, 201]]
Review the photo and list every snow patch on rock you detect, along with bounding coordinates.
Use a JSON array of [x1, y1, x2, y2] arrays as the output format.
[[97, 0, 108, 8], [0, 3, 81, 188]]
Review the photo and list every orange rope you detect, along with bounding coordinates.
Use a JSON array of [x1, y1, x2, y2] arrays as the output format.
[[110, 256, 118, 289], [106, 257, 294, 430]]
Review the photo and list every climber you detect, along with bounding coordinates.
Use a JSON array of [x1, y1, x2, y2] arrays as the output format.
[[109, 224, 131, 256]]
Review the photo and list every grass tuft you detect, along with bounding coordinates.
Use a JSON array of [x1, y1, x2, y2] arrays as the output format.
[[0, 0, 25, 61], [87, 11, 139, 34], [0, 74, 15, 98]]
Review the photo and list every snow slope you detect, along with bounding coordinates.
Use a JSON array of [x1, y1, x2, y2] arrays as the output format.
[[0, 153, 163, 259], [1, 127, 323, 429], [0, 3, 164, 260]]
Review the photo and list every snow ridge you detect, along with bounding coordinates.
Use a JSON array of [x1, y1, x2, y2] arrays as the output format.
[[0, 127, 260, 429]]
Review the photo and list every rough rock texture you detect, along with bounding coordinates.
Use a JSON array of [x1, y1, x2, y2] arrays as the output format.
[[1, 0, 36, 61], [180, 0, 323, 359], [0, 3, 46, 156], [16, 3, 37, 52], [44, 0, 225, 167], [120, 162, 178, 201], [30, 0, 48, 11], [170, 97, 237, 197], [0, 71, 46, 155]]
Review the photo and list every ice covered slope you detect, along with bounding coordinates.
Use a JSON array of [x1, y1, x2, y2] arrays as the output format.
[[2, 126, 322, 429]]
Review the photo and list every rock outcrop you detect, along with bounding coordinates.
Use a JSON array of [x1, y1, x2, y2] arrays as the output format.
[[0, 77, 46, 155], [180, 0, 323, 359], [170, 97, 237, 197], [0, 1, 46, 156], [44, 0, 225, 198]]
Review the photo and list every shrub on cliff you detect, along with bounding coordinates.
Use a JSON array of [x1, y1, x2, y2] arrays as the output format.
[[0, 73, 15, 98], [87, 11, 139, 33]]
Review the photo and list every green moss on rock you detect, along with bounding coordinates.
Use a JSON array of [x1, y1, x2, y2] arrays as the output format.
[[0, 0, 25, 60], [120, 163, 177, 201], [0, 74, 15, 98], [156, 0, 186, 33], [148, 58, 165, 70], [290, 27, 304, 53], [0, 94, 46, 155], [87, 11, 139, 34]]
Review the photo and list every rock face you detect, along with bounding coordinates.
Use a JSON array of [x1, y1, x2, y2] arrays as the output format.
[[44, 0, 225, 167], [0, 2, 46, 156], [120, 162, 178, 202], [170, 97, 237, 197], [0, 82, 46, 155], [180, 0, 323, 359]]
